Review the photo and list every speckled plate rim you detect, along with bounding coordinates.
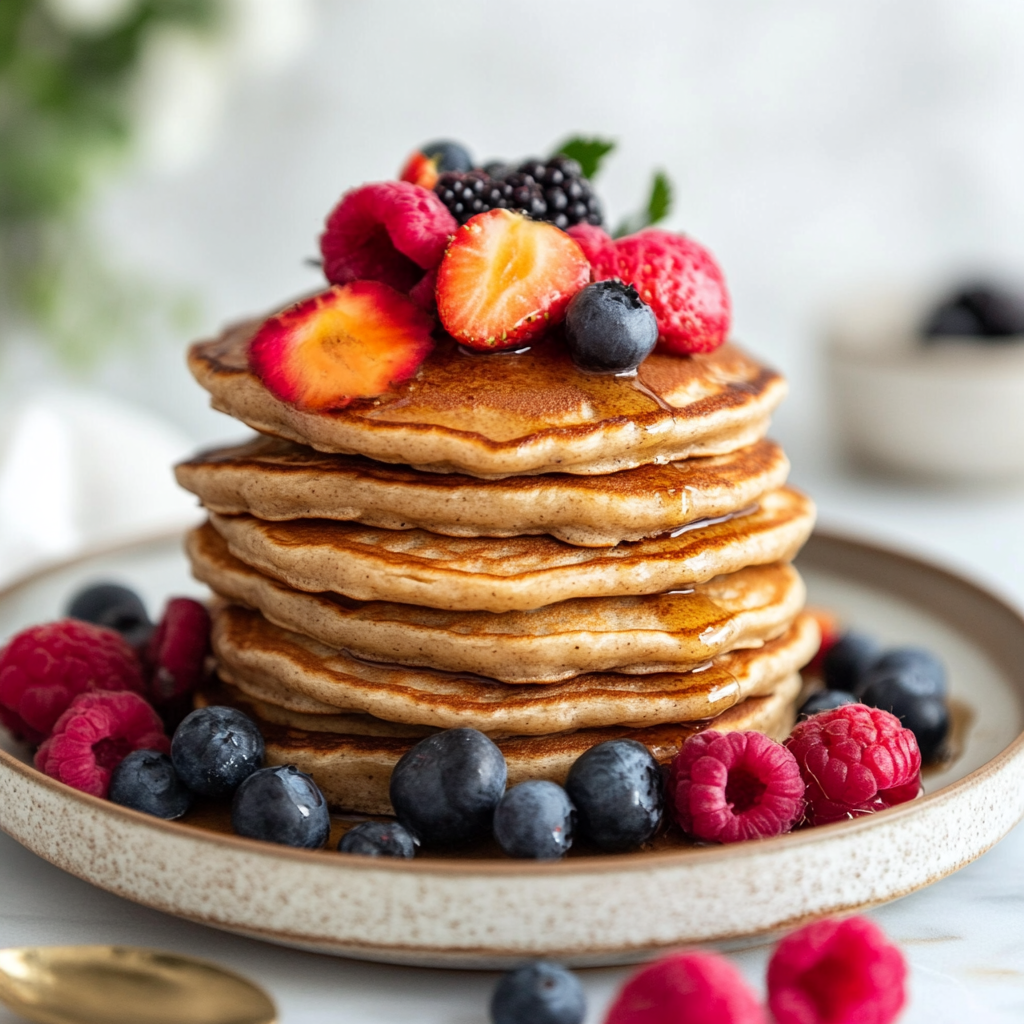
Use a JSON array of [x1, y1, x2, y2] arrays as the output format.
[[0, 529, 1022, 969]]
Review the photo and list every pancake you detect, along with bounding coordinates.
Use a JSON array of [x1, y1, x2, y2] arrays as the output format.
[[198, 674, 803, 814], [176, 436, 790, 548], [189, 323, 786, 478], [206, 486, 814, 613], [211, 603, 818, 734], [192, 526, 807, 681]]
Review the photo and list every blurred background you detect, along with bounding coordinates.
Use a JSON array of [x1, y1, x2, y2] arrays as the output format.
[[4, 0, 1024, 583]]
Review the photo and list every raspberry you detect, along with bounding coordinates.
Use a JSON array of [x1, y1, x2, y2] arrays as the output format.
[[320, 181, 457, 297], [767, 916, 907, 1024], [667, 730, 805, 843], [145, 598, 211, 703], [566, 223, 619, 280], [35, 690, 169, 798], [605, 950, 767, 1024], [0, 620, 144, 743], [604, 229, 731, 354], [785, 705, 922, 826]]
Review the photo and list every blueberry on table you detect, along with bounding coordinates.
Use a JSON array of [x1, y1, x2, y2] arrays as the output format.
[[564, 280, 659, 373], [823, 631, 880, 696], [797, 689, 858, 720], [66, 582, 152, 648], [108, 750, 192, 820], [868, 646, 947, 699], [232, 765, 331, 848], [171, 706, 264, 798], [493, 781, 576, 860], [338, 820, 417, 858], [565, 739, 663, 852], [859, 676, 950, 761], [490, 961, 586, 1024], [389, 728, 507, 849]]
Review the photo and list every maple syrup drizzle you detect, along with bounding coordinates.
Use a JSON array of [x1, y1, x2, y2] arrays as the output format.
[[457, 344, 532, 357]]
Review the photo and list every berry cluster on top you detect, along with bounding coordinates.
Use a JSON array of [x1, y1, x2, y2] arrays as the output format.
[[247, 135, 732, 412]]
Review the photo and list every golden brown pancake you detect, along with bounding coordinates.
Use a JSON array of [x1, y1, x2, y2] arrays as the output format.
[[176, 435, 790, 548], [188, 323, 785, 478], [198, 673, 803, 814], [205, 486, 814, 613], [192, 525, 807, 682], [211, 602, 818, 734]]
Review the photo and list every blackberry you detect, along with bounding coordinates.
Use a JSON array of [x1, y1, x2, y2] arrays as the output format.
[[434, 156, 603, 229]]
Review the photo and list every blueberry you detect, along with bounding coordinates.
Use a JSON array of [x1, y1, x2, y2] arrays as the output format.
[[490, 962, 586, 1024], [389, 728, 507, 849], [66, 582, 152, 648], [564, 280, 659, 373], [823, 631, 880, 696], [797, 689, 858, 719], [420, 139, 473, 173], [868, 646, 947, 699], [232, 765, 331, 848], [171, 706, 264, 798], [565, 739, 663, 852], [493, 781, 576, 860], [338, 820, 417, 858], [923, 284, 1024, 341], [859, 677, 950, 761], [108, 750, 192, 820]]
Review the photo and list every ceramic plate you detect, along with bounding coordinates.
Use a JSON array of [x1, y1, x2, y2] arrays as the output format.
[[0, 531, 1021, 969]]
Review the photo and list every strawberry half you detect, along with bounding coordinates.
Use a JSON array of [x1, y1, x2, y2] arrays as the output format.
[[436, 209, 591, 350], [249, 282, 434, 411]]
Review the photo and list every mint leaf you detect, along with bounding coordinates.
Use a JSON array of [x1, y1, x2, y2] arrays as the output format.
[[552, 137, 616, 180], [614, 170, 675, 238]]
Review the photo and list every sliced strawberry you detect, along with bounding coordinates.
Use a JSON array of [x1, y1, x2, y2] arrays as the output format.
[[436, 209, 591, 350], [249, 282, 434, 411]]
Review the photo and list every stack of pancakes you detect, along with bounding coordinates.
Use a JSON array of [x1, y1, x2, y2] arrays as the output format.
[[178, 324, 818, 814]]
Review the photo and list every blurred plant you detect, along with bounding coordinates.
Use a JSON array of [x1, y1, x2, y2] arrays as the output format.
[[0, 0, 223, 365]]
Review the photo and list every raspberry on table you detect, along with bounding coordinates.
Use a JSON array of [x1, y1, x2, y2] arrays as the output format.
[[767, 916, 907, 1024], [785, 704, 922, 826], [604, 949, 767, 1024], [35, 690, 169, 798], [0, 619, 145, 743], [667, 730, 805, 843]]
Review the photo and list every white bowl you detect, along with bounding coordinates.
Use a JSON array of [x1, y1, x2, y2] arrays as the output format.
[[826, 292, 1024, 481]]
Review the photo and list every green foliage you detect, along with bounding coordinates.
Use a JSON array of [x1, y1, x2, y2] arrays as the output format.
[[614, 170, 674, 238], [551, 136, 616, 180], [0, 0, 220, 364]]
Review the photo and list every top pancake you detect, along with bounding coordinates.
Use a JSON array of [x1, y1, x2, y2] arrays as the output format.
[[176, 435, 789, 548], [189, 321, 786, 478]]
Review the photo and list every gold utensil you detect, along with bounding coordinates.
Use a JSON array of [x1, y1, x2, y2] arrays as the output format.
[[0, 946, 276, 1024]]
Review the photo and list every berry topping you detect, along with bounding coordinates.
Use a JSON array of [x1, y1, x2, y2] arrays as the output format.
[[565, 223, 619, 280], [564, 739, 663, 852], [108, 749, 192, 819], [785, 704, 922, 826], [492, 780, 576, 860], [389, 727, 507, 849], [609, 229, 731, 354], [66, 582, 153, 649], [564, 280, 658, 373], [145, 598, 210, 704], [866, 646, 947, 699], [923, 283, 1024, 341], [320, 180, 457, 295], [338, 820, 417, 858], [491, 962, 586, 1024], [399, 139, 473, 190], [859, 677, 950, 762], [767, 916, 907, 1024], [0, 619, 144, 743], [667, 730, 805, 844], [248, 283, 435, 412], [798, 689, 858, 720], [822, 631, 880, 695], [435, 156, 602, 230], [232, 764, 331, 849], [35, 690, 168, 798], [604, 950, 767, 1024], [170, 705, 264, 799], [436, 209, 590, 350]]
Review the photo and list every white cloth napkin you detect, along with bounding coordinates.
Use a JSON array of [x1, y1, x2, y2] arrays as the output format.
[[0, 390, 202, 587]]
